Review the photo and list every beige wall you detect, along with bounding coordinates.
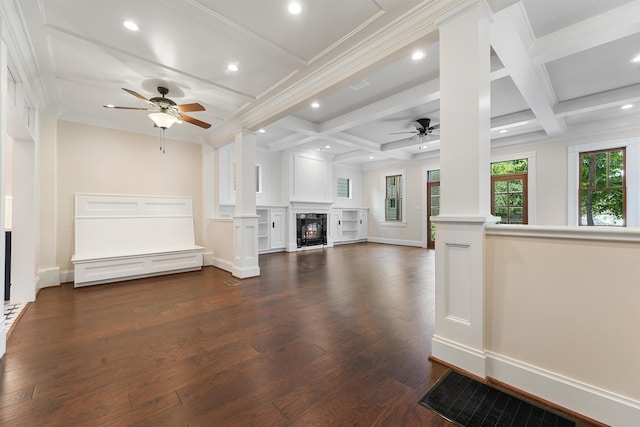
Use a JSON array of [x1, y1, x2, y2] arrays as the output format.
[[56, 120, 202, 273], [486, 233, 640, 400], [363, 159, 439, 245]]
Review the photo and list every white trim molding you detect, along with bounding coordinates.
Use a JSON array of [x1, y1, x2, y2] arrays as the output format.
[[486, 352, 640, 427]]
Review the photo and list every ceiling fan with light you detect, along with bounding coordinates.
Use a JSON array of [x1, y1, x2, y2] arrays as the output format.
[[104, 86, 212, 130]]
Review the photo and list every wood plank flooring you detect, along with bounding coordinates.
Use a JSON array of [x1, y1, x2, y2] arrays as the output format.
[[1, 243, 454, 426]]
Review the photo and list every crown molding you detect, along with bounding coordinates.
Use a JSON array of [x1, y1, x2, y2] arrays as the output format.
[[204, 0, 480, 148]]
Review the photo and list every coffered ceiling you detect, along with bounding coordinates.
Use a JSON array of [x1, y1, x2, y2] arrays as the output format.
[[4, 0, 640, 167]]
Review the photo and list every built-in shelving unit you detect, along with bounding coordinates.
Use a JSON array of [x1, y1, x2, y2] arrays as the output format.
[[256, 207, 287, 253], [331, 208, 368, 244]]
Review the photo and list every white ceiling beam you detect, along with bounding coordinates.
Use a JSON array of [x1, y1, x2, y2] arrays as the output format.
[[554, 83, 640, 118], [491, 2, 566, 136], [271, 115, 320, 135], [333, 150, 372, 163], [319, 78, 441, 134], [490, 110, 537, 129], [530, 1, 640, 65]]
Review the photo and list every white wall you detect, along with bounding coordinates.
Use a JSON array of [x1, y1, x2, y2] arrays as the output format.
[[257, 148, 284, 206], [36, 113, 59, 289], [333, 164, 363, 208], [56, 120, 203, 275]]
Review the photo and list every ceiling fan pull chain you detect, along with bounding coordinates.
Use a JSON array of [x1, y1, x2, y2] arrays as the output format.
[[161, 128, 166, 154]]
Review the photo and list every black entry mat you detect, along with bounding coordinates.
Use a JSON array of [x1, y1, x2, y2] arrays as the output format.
[[419, 371, 576, 427]]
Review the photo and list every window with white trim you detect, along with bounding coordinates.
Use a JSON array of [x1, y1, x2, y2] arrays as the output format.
[[568, 138, 639, 227], [336, 177, 351, 199], [384, 170, 405, 222]]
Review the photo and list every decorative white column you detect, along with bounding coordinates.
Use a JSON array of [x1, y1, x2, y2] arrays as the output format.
[[232, 131, 260, 278], [431, 3, 496, 378]]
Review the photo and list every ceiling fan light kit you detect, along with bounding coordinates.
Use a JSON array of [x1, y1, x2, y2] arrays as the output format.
[[148, 112, 177, 129]]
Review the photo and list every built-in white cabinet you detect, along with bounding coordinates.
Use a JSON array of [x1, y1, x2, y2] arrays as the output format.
[[332, 208, 368, 244], [257, 207, 287, 253]]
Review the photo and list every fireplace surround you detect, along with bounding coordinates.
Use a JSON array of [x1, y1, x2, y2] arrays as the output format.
[[296, 213, 327, 248]]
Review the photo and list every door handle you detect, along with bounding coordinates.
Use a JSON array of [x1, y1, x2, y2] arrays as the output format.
[[272, 222, 275, 228]]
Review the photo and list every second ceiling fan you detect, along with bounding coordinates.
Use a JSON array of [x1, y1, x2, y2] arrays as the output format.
[[391, 118, 439, 140]]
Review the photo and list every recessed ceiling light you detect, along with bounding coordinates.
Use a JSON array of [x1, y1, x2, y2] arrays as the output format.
[[258, 128, 266, 133], [311, 102, 320, 108], [324, 145, 331, 149], [123, 20, 139, 32], [316, 147, 321, 151], [288, 1, 302, 14], [412, 50, 425, 60], [227, 63, 239, 72], [621, 104, 634, 110], [499, 129, 508, 134], [369, 156, 374, 159], [631, 54, 640, 63]]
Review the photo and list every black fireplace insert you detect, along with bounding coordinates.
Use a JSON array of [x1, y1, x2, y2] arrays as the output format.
[[296, 213, 327, 248]]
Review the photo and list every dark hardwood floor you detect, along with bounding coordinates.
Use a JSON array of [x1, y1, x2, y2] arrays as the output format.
[[1, 243, 454, 426]]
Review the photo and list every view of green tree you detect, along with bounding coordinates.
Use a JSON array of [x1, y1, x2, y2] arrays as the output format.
[[579, 148, 625, 226], [491, 159, 528, 176]]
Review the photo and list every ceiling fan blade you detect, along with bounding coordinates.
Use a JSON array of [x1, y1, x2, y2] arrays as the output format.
[[389, 131, 418, 135], [177, 103, 205, 112], [181, 114, 211, 129], [103, 105, 150, 110], [429, 124, 440, 130], [122, 88, 151, 103]]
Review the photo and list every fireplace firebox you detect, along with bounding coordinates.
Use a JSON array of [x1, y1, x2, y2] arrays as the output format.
[[296, 213, 327, 248]]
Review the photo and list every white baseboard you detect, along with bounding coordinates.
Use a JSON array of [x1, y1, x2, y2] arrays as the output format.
[[367, 237, 423, 247], [202, 252, 214, 266], [37, 267, 60, 291], [232, 265, 260, 279], [432, 335, 486, 378], [210, 256, 233, 274], [486, 352, 640, 427], [59, 270, 74, 284]]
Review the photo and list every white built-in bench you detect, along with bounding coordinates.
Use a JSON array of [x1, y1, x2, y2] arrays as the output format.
[[72, 194, 203, 287]]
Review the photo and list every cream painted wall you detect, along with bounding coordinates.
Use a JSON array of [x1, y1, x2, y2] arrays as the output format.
[[363, 160, 436, 246], [485, 234, 640, 401], [36, 113, 58, 276], [56, 120, 202, 273]]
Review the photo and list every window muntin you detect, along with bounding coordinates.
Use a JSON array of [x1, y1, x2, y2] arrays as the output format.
[[579, 148, 625, 226]]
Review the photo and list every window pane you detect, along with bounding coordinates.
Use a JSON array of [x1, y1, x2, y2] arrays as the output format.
[[579, 148, 625, 227], [491, 159, 528, 176], [595, 153, 608, 188], [337, 177, 350, 198], [508, 179, 523, 192], [428, 169, 440, 182], [610, 150, 624, 186], [509, 193, 523, 207], [494, 180, 508, 193], [494, 193, 508, 207], [385, 174, 403, 221]]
